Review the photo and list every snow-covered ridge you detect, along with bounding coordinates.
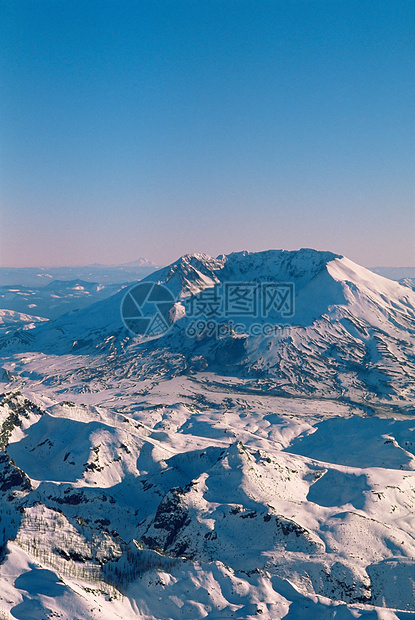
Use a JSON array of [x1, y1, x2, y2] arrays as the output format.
[[0, 309, 48, 327], [154, 249, 343, 298], [0, 386, 414, 619]]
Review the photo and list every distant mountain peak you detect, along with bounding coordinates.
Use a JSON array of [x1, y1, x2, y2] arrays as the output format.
[[119, 258, 160, 268]]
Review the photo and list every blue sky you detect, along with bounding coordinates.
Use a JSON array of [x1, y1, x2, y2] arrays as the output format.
[[1, 0, 414, 267]]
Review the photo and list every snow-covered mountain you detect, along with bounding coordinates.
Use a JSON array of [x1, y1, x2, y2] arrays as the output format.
[[0, 386, 414, 618], [2, 249, 414, 408], [119, 258, 160, 268], [0, 249, 414, 619], [0, 309, 48, 329]]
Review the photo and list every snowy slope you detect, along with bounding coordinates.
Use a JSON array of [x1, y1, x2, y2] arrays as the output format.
[[0, 387, 414, 619], [0, 250, 414, 619], [0, 309, 48, 329]]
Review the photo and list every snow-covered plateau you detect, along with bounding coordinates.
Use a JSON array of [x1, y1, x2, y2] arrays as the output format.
[[0, 249, 414, 619]]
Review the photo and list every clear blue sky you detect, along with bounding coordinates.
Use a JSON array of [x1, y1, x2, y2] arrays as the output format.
[[1, 0, 414, 267]]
